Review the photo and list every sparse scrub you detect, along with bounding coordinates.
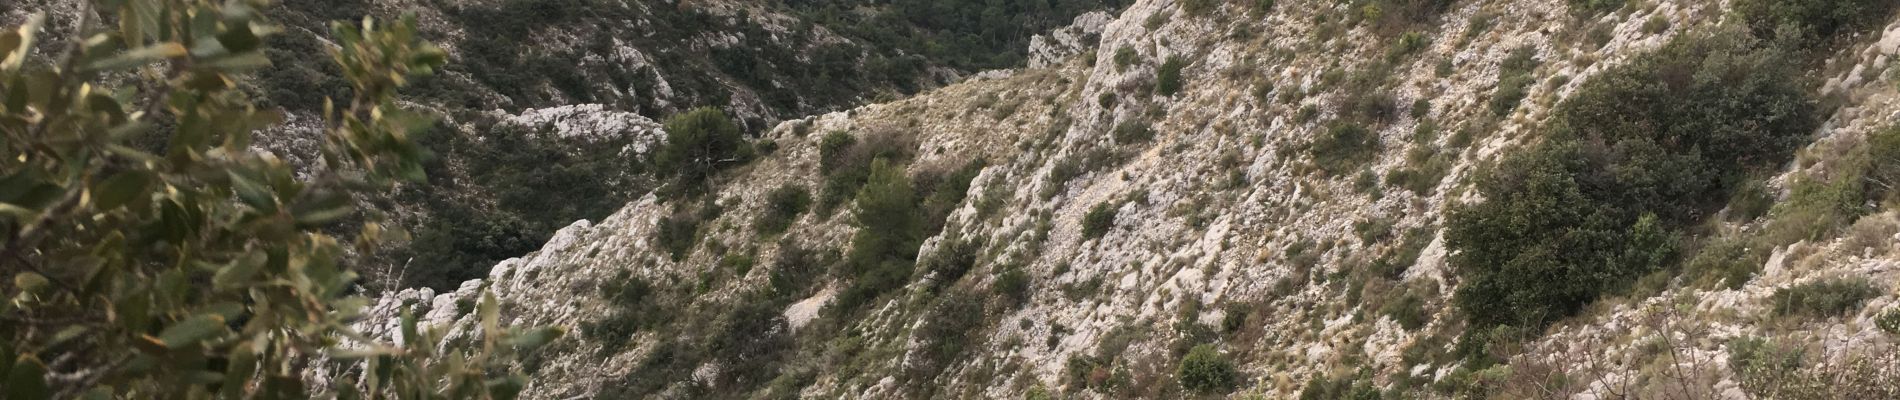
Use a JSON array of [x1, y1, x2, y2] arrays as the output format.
[[1768, 278, 1881, 319], [1488, 46, 1538, 116], [1309, 122, 1382, 176], [1082, 201, 1119, 240], [757, 184, 812, 235]]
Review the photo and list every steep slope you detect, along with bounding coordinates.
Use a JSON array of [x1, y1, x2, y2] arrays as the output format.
[[339, 0, 1900, 399]]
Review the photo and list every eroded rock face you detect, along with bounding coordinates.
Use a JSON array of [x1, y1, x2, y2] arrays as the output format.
[[1029, 11, 1115, 69], [340, 0, 1900, 398]]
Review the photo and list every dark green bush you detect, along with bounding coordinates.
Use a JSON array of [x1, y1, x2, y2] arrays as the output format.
[[655, 108, 752, 192], [1877, 309, 1900, 335], [1728, 336, 1806, 397], [1684, 238, 1768, 289], [921, 236, 981, 291], [1113, 121, 1155, 144], [1156, 56, 1187, 96], [1381, 290, 1429, 330], [1082, 201, 1118, 240], [1178, 344, 1238, 393], [1180, 0, 1217, 16], [1299, 373, 1383, 400], [657, 203, 719, 261], [835, 159, 924, 311], [757, 184, 812, 235], [1114, 46, 1139, 71], [993, 267, 1033, 308], [1488, 46, 1538, 116], [905, 294, 987, 387], [395, 118, 651, 290], [1309, 122, 1381, 176], [1567, 0, 1626, 15], [1448, 31, 1817, 338], [1735, 0, 1899, 46], [818, 131, 914, 213], [1768, 278, 1881, 318], [582, 271, 663, 352], [1250, 0, 1276, 16]]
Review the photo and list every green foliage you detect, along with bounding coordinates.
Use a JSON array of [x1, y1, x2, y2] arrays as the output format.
[[1448, 31, 1818, 339], [789, 0, 1129, 75], [1489, 46, 1538, 116], [1157, 56, 1187, 95], [1735, 0, 1899, 46], [1082, 201, 1119, 240], [757, 184, 812, 235], [1567, 0, 1626, 15], [1178, 344, 1238, 393], [1300, 373, 1384, 400], [1768, 278, 1881, 318], [1113, 121, 1156, 144], [1381, 289, 1430, 330], [1309, 122, 1382, 176], [656, 202, 719, 261], [1181, 0, 1218, 16], [1877, 309, 1900, 336], [1114, 46, 1140, 71], [994, 267, 1033, 309], [1728, 336, 1806, 396], [921, 236, 981, 292], [1251, 0, 1277, 16], [836, 159, 923, 311], [905, 294, 987, 387], [1683, 238, 1768, 290], [398, 119, 646, 290], [582, 271, 663, 351], [655, 107, 752, 193], [0, 5, 555, 397], [818, 131, 913, 213]]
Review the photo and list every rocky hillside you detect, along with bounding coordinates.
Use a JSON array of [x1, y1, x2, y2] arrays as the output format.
[[327, 0, 1900, 399]]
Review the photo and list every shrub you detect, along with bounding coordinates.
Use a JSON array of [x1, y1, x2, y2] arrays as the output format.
[[1568, 0, 1626, 15], [657, 206, 711, 261], [1877, 309, 1900, 335], [583, 271, 663, 351], [1178, 344, 1239, 393], [655, 107, 752, 192], [1250, 0, 1276, 16], [906, 294, 987, 388], [994, 268, 1033, 308], [836, 159, 924, 311], [818, 131, 914, 213], [1299, 374, 1383, 400], [1865, 125, 1900, 203], [921, 236, 981, 291], [1180, 0, 1217, 16], [1113, 120, 1156, 144], [818, 131, 858, 173], [1684, 238, 1768, 290], [1114, 46, 1139, 71], [1734, 0, 1899, 46], [1448, 31, 1817, 337], [1728, 336, 1805, 396], [1489, 46, 1538, 116], [1082, 201, 1119, 240], [1381, 290, 1430, 330], [757, 184, 812, 235], [1156, 56, 1187, 95], [1768, 278, 1881, 318], [1310, 122, 1381, 176]]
